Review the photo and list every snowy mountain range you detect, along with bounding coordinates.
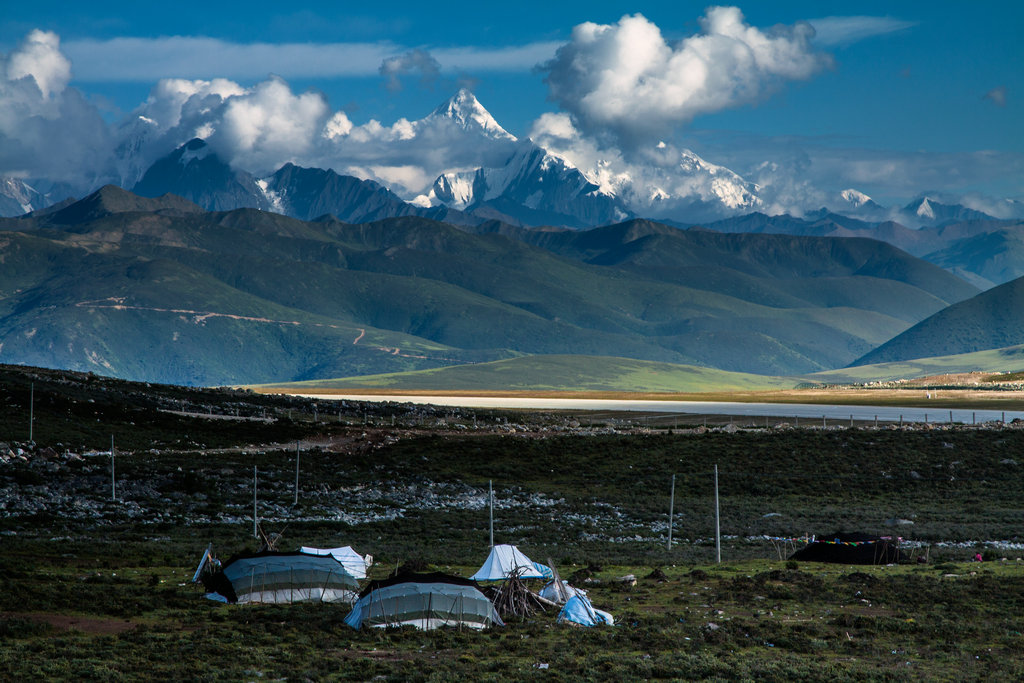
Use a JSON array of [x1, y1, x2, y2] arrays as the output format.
[[136, 90, 773, 227], [1, 88, 1017, 231]]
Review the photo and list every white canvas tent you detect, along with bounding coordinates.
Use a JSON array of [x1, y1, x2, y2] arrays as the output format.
[[469, 544, 546, 581], [300, 545, 371, 580]]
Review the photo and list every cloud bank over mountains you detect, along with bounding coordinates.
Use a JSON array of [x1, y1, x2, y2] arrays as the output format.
[[0, 8, 1019, 218]]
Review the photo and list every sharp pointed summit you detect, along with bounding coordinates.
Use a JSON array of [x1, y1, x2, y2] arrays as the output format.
[[428, 89, 516, 141], [901, 196, 995, 227]]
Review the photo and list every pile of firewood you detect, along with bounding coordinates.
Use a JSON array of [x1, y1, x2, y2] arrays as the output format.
[[490, 568, 548, 618]]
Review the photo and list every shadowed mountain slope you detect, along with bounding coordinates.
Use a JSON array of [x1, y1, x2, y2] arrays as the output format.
[[0, 191, 980, 384], [852, 276, 1024, 367]]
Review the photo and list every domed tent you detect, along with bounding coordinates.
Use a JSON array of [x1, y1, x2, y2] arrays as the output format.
[[201, 550, 360, 604], [344, 572, 504, 630], [299, 545, 371, 580], [789, 533, 905, 565]]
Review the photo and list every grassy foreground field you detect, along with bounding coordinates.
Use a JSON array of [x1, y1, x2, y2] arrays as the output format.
[[2, 364, 1024, 679], [2, 546, 1023, 681]]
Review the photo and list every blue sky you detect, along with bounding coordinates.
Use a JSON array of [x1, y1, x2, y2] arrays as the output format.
[[1, 1, 1021, 206]]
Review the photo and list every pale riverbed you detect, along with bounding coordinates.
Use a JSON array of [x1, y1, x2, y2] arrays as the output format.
[[289, 394, 1024, 424]]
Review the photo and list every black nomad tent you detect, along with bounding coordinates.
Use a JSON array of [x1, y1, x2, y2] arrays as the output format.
[[200, 550, 360, 604], [789, 533, 906, 565]]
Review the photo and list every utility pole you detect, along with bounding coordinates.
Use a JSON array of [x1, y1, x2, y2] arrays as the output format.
[[294, 441, 300, 506], [29, 382, 34, 442], [714, 464, 721, 563], [110, 435, 116, 501], [253, 466, 258, 539], [489, 480, 494, 548], [667, 474, 675, 550]]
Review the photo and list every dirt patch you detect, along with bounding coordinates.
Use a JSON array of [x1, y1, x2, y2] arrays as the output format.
[[3, 612, 137, 635]]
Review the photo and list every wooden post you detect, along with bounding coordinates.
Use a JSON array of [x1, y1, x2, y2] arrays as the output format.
[[253, 466, 259, 539], [714, 464, 721, 564], [110, 435, 116, 501], [667, 474, 675, 550], [294, 440, 300, 506]]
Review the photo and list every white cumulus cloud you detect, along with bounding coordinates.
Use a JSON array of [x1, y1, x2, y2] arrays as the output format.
[[540, 8, 831, 152], [5, 29, 71, 99], [116, 70, 518, 194], [0, 30, 112, 187], [209, 77, 330, 172]]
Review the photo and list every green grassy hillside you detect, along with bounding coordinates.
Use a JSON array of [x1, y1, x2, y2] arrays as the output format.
[[0, 191, 982, 384], [265, 354, 800, 393], [807, 344, 1024, 383], [0, 232, 499, 385], [853, 275, 1024, 367]]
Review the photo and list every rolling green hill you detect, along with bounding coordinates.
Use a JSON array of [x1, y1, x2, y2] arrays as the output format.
[[807, 344, 1024, 384], [852, 275, 1024, 367], [0, 231, 488, 385], [260, 354, 801, 393], [0, 189, 981, 385]]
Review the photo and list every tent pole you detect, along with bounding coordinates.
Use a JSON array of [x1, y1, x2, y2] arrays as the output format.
[[489, 480, 494, 548], [714, 464, 721, 564], [667, 474, 675, 551]]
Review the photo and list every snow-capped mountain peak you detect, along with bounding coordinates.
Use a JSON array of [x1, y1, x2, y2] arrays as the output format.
[[915, 197, 935, 219], [420, 140, 628, 226], [428, 88, 516, 141], [840, 188, 872, 207], [658, 149, 761, 212], [0, 177, 42, 214]]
